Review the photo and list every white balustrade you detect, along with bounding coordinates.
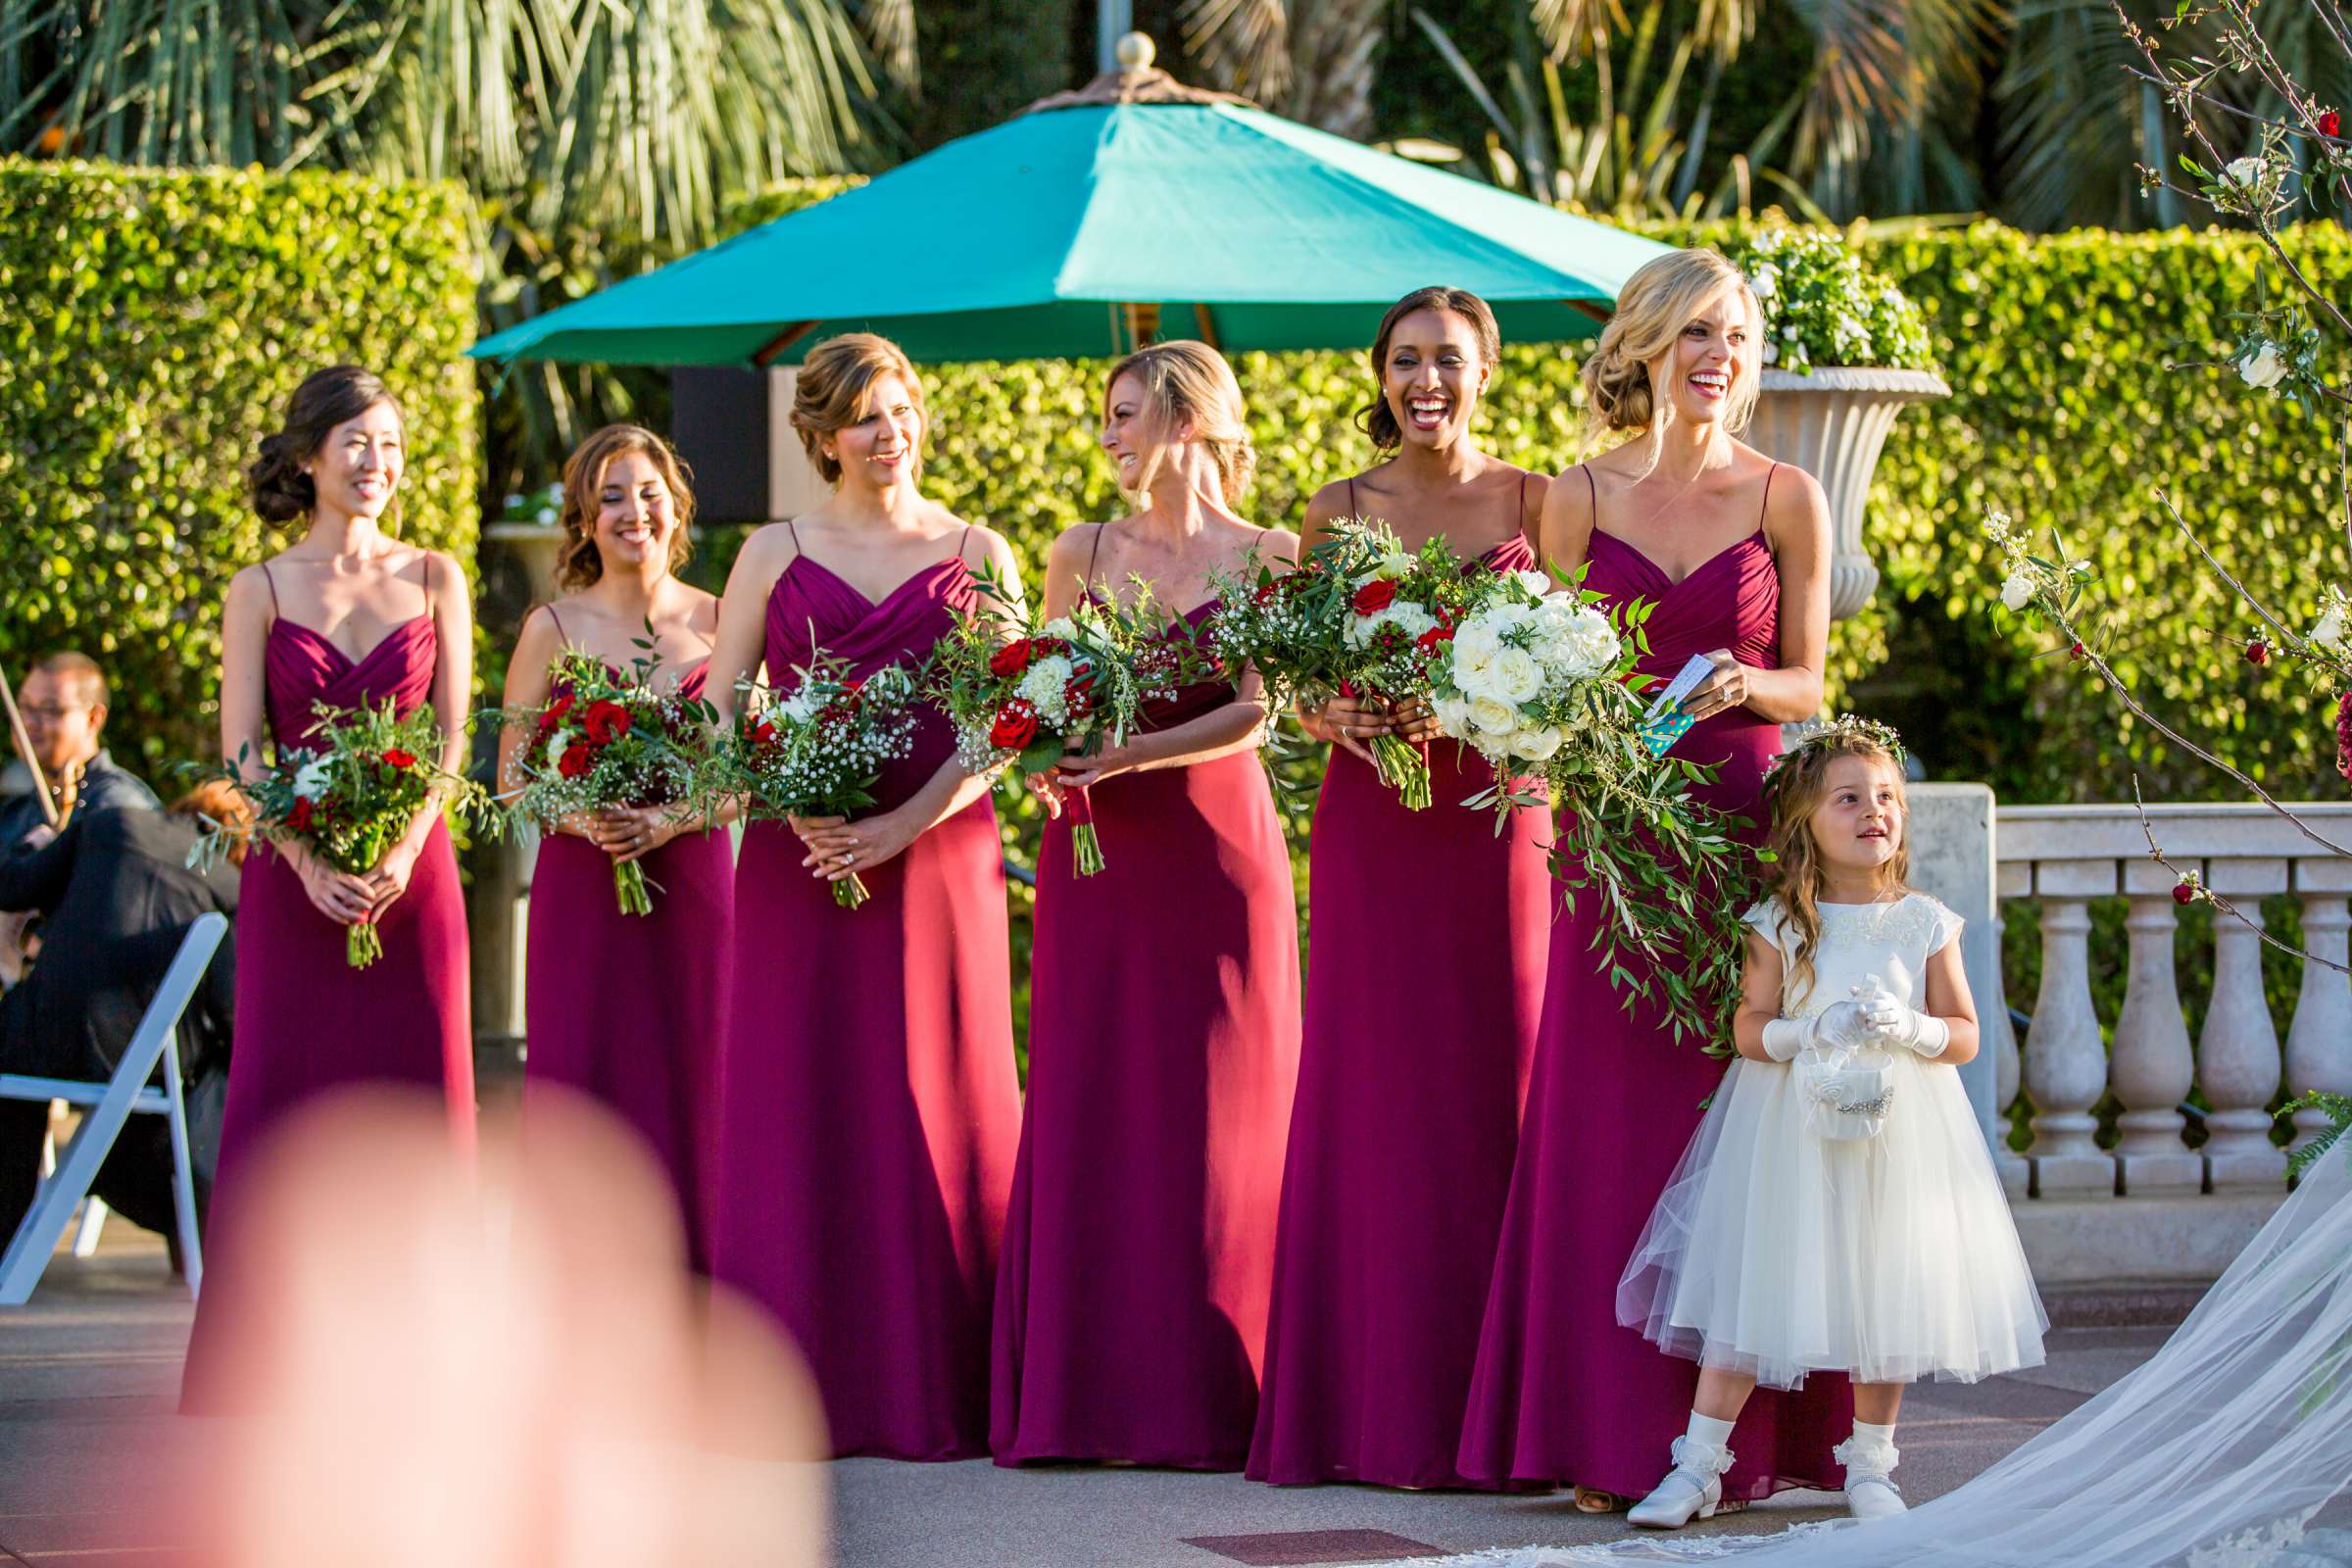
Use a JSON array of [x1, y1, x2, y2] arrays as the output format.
[[1993, 804, 2352, 1208]]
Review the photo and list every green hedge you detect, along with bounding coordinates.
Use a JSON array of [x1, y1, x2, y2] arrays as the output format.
[[0, 159, 481, 778]]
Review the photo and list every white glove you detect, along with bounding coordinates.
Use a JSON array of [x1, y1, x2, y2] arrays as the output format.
[[1855, 975, 1950, 1057], [1760, 998, 1874, 1062]]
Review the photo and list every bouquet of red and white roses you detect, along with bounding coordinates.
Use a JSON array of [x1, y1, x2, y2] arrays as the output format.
[[500, 649, 717, 915], [1429, 567, 1757, 1054], [930, 572, 1206, 874], [717, 655, 920, 908], [1207, 520, 1489, 808], [189, 698, 487, 967]]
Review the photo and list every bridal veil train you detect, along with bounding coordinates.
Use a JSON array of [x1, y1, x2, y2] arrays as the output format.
[[1437, 1147, 2352, 1568]]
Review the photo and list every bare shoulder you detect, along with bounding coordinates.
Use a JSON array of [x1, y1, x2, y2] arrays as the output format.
[[223, 564, 275, 619], [735, 518, 801, 570], [1048, 520, 1106, 568], [1759, 457, 1830, 541], [1247, 522, 1300, 568], [1303, 477, 1356, 533], [418, 548, 469, 594], [963, 521, 1024, 571]]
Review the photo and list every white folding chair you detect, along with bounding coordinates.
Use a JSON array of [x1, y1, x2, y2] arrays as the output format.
[[0, 910, 224, 1304]]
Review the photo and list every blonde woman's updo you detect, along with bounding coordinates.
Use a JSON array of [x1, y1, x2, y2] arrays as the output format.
[[790, 333, 929, 486], [1104, 339, 1256, 498], [1582, 248, 1761, 440]]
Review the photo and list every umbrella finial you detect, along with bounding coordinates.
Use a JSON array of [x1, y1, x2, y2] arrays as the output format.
[[1020, 29, 1252, 113], [1114, 31, 1155, 72]]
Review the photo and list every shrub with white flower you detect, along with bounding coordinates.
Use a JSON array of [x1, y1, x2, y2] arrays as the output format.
[[1429, 568, 1764, 1054], [1208, 520, 1493, 809], [1721, 228, 1936, 374]]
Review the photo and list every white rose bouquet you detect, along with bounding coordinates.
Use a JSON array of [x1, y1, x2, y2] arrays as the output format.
[[1207, 520, 1489, 808], [1431, 570, 1760, 1054]]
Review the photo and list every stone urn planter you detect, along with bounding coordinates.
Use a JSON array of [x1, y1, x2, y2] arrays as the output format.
[[1745, 367, 1950, 620]]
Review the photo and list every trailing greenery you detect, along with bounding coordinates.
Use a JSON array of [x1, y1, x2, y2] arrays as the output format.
[[0, 159, 482, 777]]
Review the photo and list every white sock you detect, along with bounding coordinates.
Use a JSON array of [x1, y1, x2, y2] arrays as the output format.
[[1685, 1411, 1737, 1450], [1848, 1420, 1899, 1470]]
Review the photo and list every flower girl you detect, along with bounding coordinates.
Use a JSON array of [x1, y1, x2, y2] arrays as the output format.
[[1619, 717, 2046, 1529]]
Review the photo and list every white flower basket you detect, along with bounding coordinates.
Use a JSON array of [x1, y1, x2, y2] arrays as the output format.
[[1748, 367, 1950, 620]]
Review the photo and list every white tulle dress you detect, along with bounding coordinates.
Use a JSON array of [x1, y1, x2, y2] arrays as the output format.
[[1616, 892, 2047, 1391]]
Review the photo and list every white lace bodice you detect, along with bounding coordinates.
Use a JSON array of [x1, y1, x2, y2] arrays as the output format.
[[1741, 892, 1963, 1019]]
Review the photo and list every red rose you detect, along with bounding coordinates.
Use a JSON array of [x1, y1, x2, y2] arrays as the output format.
[[381, 748, 416, 769], [990, 700, 1039, 751], [583, 700, 632, 745], [990, 639, 1034, 677], [2246, 639, 2271, 666], [751, 719, 779, 749], [558, 742, 595, 779], [1351, 579, 1398, 614], [546, 692, 574, 724], [287, 798, 315, 832], [2322, 110, 2342, 138], [1253, 582, 1279, 606], [2173, 880, 2197, 906], [1416, 625, 1455, 655], [2068, 641, 2086, 662]]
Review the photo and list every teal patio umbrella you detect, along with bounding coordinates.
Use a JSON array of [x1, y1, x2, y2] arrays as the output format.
[[468, 38, 1672, 368]]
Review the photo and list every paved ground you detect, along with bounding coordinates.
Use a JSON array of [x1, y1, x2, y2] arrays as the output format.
[[0, 1227, 2176, 1568]]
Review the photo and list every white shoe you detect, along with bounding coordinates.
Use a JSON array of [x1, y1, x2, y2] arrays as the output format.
[[1835, 1435, 1908, 1521], [1627, 1436, 1736, 1529]]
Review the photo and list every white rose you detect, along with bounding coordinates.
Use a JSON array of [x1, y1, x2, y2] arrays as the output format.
[[1452, 620, 1502, 667], [1430, 694, 1476, 738], [1511, 726, 1565, 761], [1468, 695, 1521, 734], [1451, 661, 1504, 704], [2311, 606, 2347, 650], [1039, 617, 1080, 641], [777, 688, 821, 724], [2238, 341, 2289, 390], [1999, 571, 2036, 612], [1487, 646, 1544, 704], [2225, 156, 2266, 188], [1375, 551, 1415, 580], [292, 757, 331, 801], [1748, 265, 1779, 301], [1512, 568, 1552, 599]]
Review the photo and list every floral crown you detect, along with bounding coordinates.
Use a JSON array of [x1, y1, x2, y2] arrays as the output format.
[[1762, 713, 1907, 794]]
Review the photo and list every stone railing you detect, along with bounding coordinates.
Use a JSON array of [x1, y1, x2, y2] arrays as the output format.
[[1988, 802, 2352, 1282]]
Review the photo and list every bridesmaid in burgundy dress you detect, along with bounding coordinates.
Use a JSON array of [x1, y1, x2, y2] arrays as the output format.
[[1248, 289, 1550, 1490], [182, 366, 475, 1412], [704, 334, 1026, 1460], [992, 340, 1302, 1470], [503, 424, 724, 1266], [1457, 248, 1849, 1505]]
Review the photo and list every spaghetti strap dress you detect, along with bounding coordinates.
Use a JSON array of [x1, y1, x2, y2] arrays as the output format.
[[1458, 464, 1854, 1500], [1248, 491, 1550, 1490], [707, 532, 1020, 1461], [992, 556, 1302, 1470], [181, 575, 472, 1413]]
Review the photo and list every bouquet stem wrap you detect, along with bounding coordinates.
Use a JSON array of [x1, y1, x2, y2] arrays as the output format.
[[347, 916, 381, 968], [834, 868, 871, 908], [613, 858, 655, 917], [1066, 784, 1104, 876]]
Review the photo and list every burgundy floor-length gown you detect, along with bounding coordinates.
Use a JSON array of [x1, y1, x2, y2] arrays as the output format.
[[707, 541, 1020, 1462], [993, 600, 1302, 1471], [1248, 534, 1550, 1491], [524, 658, 728, 1268], [180, 608, 473, 1414], [1458, 465, 1852, 1500]]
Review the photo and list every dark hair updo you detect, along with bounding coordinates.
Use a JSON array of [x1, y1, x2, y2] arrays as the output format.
[[1357, 286, 1503, 450], [248, 366, 402, 524]]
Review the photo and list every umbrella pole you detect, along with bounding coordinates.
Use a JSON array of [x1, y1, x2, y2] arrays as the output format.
[[0, 664, 58, 829]]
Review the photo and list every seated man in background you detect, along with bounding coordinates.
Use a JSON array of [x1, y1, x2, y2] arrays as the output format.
[[2, 652, 160, 985], [0, 782, 242, 1253]]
